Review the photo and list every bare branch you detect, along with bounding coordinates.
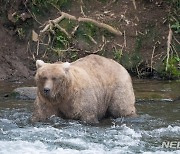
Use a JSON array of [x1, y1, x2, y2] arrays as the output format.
[[55, 24, 71, 39], [40, 11, 122, 36], [60, 12, 77, 21], [132, 0, 137, 10], [83, 34, 97, 44], [150, 46, 156, 72], [165, 25, 173, 71], [71, 25, 79, 36], [78, 17, 122, 36]]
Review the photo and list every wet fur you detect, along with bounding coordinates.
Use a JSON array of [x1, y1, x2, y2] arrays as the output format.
[[32, 55, 136, 123]]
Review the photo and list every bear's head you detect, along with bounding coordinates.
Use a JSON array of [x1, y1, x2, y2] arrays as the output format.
[[35, 60, 71, 99]]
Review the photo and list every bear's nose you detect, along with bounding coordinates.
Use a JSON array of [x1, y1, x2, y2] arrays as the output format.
[[44, 88, 50, 94]]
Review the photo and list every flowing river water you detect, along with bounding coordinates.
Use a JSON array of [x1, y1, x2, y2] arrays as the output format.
[[0, 79, 180, 154]]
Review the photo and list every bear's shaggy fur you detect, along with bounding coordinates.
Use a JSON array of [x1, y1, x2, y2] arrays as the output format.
[[32, 54, 136, 123]]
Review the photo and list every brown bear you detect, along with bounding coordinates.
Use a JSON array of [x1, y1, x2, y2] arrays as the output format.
[[31, 54, 136, 123]]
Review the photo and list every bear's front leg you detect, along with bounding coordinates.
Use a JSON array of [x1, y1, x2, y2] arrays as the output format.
[[80, 114, 99, 124], [80, 106, 99, 124], [77, 92, 99, 124], [31, 98, 58, 122]]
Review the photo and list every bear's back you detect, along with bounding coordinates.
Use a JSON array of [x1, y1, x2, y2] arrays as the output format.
[[71, 54, 130, 83], [72, 54, 120, 71]]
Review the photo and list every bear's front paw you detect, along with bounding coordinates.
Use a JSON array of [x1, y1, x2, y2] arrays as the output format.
[[81, 115, 99, 124]]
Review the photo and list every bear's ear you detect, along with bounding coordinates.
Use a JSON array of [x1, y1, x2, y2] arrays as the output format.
[[62, 62, 71, 72], [36, 60, 45, 69]]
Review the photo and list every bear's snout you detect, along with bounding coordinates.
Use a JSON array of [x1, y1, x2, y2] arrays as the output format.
[[43, 88, 50, 95]]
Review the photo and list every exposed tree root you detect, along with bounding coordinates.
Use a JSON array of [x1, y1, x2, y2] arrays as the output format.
[[35, 11, 122, 55], [40, 11, 122, 36]]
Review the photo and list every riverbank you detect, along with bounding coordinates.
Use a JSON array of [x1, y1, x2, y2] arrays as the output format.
[[0, 0, 179, 81]]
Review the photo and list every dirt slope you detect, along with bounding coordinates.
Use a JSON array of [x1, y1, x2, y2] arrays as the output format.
[[0, 0, 178, 80]]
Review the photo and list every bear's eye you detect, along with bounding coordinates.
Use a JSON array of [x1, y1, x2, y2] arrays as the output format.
[[52, 77, 57, 81]]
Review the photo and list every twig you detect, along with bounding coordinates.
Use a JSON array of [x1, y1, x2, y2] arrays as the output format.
[[136, 66, 140, 78], [80, 6, 86, 17], [59, 12, 77, 21], [171, 43, 179, 58], [92, 37, 107, 53], [26, 41, 35, 60], [150, 46, 156, 72], [94, 43, 105, 53], [23, 1, 42, 25], [165, 25, 173, 71], [49, 22, 55, 34], [51, 47, 79, 53], [71, 25, 79, 36], [47, 33, 51, 45], [132, 0, 137, 10], [55, 24, 71, 39], [83, 34, 97, 44], [49, 2, 61, 12], [42, 49, 48, 58], [36, 40, 40, 56], [173, 35, 180, 45], [40, 22, 51, 33], [123, 30, 126, 48], [80, 0, 86, 17], [115, 43, 123, 48], [26, 41, 30, 53], [32, 12, 43, 25]]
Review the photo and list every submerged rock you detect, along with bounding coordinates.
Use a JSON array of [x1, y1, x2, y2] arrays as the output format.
[[13, 87, 37, 100]]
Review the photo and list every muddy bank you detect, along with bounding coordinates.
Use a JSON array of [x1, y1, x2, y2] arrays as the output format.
[[0, 0, 179, 80], [0, 26, 34, 81]]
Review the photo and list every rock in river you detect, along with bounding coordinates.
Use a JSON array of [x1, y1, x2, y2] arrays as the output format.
[[13, 87, 37, 100]]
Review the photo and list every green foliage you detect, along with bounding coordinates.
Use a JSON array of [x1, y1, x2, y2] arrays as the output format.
[[31, 0, 69, 8], [161, 55, 180, 79], [75, 22, 99, 45], [113, 49, 142, 74], [68, 51, 78, 61], [134, 35, 142, 53], [83, 22, 98, 37], [113, 49, 122, 62], [171, 21, 180, 33], [16, 28, 25, 40], [170, 0, 180, 11], [166, 0, 180, 33], [54, 31, 69, 49], [31, 0, 70, 15], [60, 19, 77, 33]]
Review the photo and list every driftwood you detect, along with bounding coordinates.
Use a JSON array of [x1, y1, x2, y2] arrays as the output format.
[[40, 11, 122, 36], [32, 11, 122, 56]]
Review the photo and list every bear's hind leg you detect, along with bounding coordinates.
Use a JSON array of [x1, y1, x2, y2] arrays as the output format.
[[108, 88, 136, 118]]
